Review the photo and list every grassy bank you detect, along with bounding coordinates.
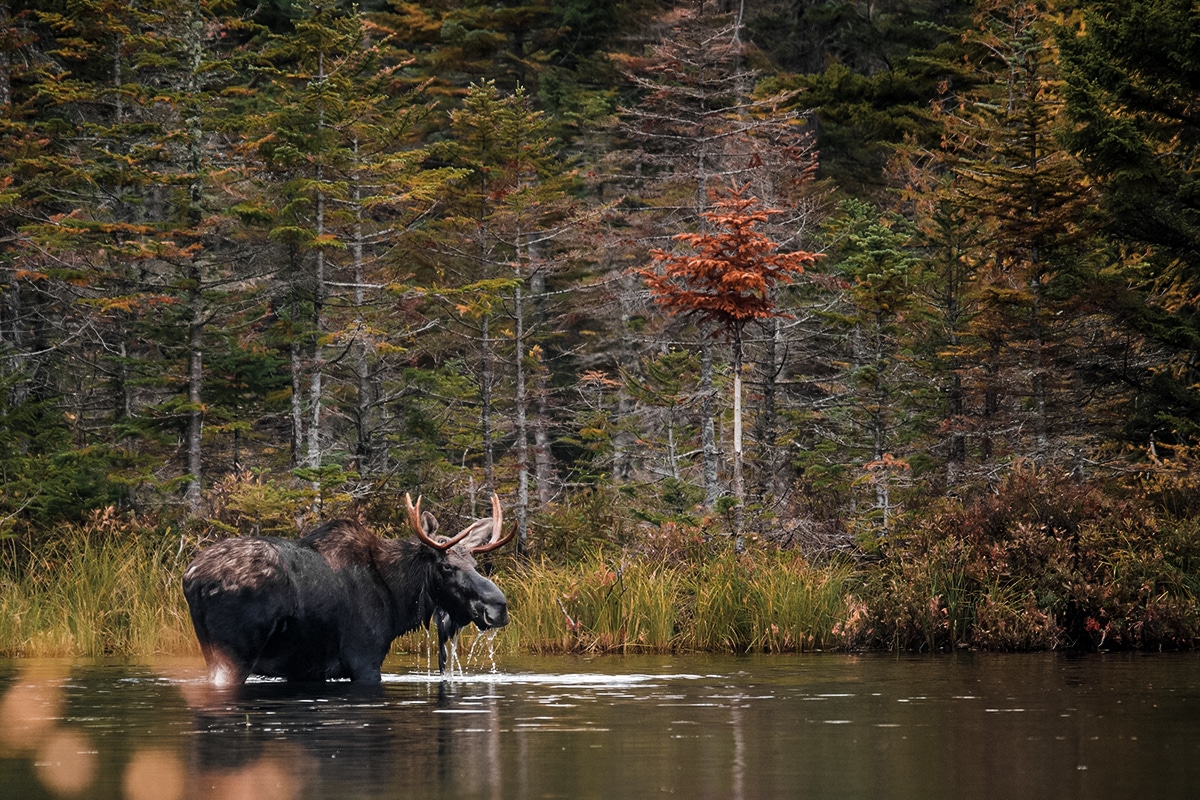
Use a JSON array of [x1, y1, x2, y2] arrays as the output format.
[[3, 469, 1199, 660], [0, 510, 195, 658], [497, 552, 853, 654], [0, 527, 853, 660]]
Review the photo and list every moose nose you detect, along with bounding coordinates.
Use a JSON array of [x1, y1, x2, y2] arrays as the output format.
[[485, 603, 509, 628]]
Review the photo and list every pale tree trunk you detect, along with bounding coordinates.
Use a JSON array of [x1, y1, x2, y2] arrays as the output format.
[[701, 341, 720, 508], [611, 271, 641, 485], [477, 165, 496, 494], [480, 314, 495, 493], [184, 278, 204, 513], [533, 349, 554, 506], [350, 145, 375, 476], [306, 52, 328, 511], [753, 317, 782, 499], [291, 339, 304, 464], [513, 271, 529, 553], [731, 331, 745, 552], [871, 313, 889, 527], [528, 251, 555, 508], [183, 5, 205, 514], [307, 190, 325, 475]]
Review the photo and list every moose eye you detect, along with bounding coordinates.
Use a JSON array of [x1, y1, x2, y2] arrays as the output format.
[[439, 562, 456, 575]]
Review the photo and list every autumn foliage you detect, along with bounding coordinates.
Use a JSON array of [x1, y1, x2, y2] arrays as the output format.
[[638, 182, 819, 340]]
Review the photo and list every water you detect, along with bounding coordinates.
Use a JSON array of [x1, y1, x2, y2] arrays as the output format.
[[1, 651, 1198, 799]]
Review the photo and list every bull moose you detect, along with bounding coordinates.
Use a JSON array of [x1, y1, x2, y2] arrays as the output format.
[[183, 494, 513, 685]]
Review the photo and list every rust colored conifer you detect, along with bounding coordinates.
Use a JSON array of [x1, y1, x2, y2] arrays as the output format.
[[639, 181, 819, 549]]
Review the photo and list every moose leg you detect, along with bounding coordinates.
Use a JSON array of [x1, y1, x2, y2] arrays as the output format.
[[205, 646, 252, 688], [346, 662, 383, 683], [436, 609, 460, 673]]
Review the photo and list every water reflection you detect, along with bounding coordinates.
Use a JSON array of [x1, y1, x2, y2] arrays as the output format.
[[0, 663, 99, 797], [188, 683, 398, 799], [0, 653, 1199, 799]]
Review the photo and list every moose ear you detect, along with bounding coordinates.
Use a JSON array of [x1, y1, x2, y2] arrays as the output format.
[[445, 494, 505, 552], [446, 517, 496, 551]]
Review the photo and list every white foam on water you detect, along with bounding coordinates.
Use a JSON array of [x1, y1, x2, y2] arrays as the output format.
[[381, 671, 709, 688]]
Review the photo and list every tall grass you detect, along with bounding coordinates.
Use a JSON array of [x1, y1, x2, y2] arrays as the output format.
[[0, 517, 194, 658], [0, 516, 857, 661], [503, 555, 685, 653], [686, 553, 854, 652], [33, 462, 1200, 661], [494, 550, 854, 655]]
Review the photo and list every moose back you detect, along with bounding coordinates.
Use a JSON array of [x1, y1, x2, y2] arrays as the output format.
[[183, 494, 512, 685]]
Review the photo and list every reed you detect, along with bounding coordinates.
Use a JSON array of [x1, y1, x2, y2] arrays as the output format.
[[488, 550, 852, 655], [0, 527, 195, 658], [0, 527, 857, 660], [684, 552, 854, 652], [495, 554, 685, 653]]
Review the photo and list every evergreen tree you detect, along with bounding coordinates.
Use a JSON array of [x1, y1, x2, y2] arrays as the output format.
[[3, 0, 261, 515], [430, 80, 587, 548], [818, 198, 925, 534], [640, 181, 816, 550], [1059, 0, 1200, 443], [893, 0, 1107, 482]]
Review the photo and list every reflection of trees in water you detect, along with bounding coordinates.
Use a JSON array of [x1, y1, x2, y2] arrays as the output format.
[[0, 666, 506, 800], [188, 679, 504, 799], [0, 664, 101, 797]]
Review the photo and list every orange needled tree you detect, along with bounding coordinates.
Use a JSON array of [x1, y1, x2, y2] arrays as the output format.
[[639, 181, 820, 550]]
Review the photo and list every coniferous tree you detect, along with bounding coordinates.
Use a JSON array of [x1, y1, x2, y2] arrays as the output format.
[[608, 1, 818, 508], [818, 198, 925, 534], [641, 181, 816, 549], [2, 0, 260, 515], [1059, 0, 1200, 443], [244, 3, 466, 510], [431, 80, 587, 548], [894, 0, 1104, 481]]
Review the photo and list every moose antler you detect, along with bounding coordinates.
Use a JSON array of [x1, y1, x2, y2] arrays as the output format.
[[405, 492, 510, 553], [472, 494, 514, 553]]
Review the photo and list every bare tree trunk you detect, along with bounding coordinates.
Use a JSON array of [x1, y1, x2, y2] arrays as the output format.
[[533, 352, 554, 506], [528, 252, 555, 507], [183, 6, 205, 514], [291, 339, 304, 466], [351, 148, 374, 476], [480, 314, 495, 493], [513, 274, 529, 554], [307, 202, 324, 473], [611, 271, 641, 484], [731, 331, 745, 552], [184, 281, 204, 513], [701, 340, 720, 508], [753, 317, 781, 499]]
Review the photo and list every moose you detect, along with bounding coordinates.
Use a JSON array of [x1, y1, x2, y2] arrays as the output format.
[[182, 494, 513, 685]]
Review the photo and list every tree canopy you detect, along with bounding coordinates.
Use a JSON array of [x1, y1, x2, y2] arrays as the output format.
[[0, 0, 1196, 556]]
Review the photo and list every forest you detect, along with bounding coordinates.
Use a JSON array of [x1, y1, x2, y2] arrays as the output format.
[[1, 0, 1199, 656]]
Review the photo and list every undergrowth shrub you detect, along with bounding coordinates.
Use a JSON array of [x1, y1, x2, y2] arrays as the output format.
[[855, 465, 1200, 652]]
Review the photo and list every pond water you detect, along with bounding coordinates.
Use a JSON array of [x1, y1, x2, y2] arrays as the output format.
[[0, 651, 1197, 800]]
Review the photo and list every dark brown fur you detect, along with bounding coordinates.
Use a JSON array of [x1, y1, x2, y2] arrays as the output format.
[[303, 520, 387, 572], [183, 539, 283, 592]]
